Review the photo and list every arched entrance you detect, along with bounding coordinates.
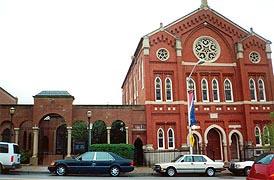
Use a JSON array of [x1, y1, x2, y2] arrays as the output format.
[[56, 124, 67, 156], [1, 128, 10, 142], [134, 138, 143, 165], [206, 128, 222, 161], [230, 133, 240, 161], [193, 134, 200, 154], [110, 120, 126, 144], [38, 114, 66, 165]]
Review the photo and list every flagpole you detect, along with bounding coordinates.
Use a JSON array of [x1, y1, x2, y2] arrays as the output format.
[[187, 59, 205, 154]]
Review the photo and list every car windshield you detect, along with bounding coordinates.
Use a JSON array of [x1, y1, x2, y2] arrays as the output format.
[[255, 153, 274, 165], [171, 155, 184, 162]]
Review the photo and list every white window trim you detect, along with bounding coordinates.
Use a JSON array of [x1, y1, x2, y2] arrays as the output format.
[[224, 79, 234, 102], [249, 78, 257, 101], [167, 128, 175, 149], [165, 77, 173, 102], [258, 78, 266, 102], [212, 78, 220, 102], [263, 126, 270, 146], [141, 58, 145, 89], [201, 78, 209, 102], [255, 126, 262, 146], [187, 78, 197, 102], [157, 128, 165, 149], [155, 77, 163, 102]]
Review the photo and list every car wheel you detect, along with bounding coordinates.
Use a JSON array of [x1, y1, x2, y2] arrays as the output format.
[[206, 167, 215, 177], [56, 165, 67, 176], [109, 166, 120, 177], [244, 166, 251, 176], [166, 167, 176, 177]]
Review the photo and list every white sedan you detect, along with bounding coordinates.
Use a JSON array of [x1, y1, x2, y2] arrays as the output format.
[[153, 154, 224, 177]]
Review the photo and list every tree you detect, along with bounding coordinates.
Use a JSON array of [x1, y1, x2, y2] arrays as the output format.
[[263, 123, 274, 151], [72, 121, 87, 141], [91, 120, 107, 144]]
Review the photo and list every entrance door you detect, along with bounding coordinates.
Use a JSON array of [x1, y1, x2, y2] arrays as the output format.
[[134, 138, 143, 165], [230, 133, 239, 161], [207, 129, 222, 161], [56, 124, 67, 157]]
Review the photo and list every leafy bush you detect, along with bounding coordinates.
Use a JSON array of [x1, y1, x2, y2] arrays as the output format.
[[91, 144, 134, 159], [20, 149, 32, 164]]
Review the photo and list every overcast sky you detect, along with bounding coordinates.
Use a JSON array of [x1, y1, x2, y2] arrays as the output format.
[[0, 0, 273, 105]]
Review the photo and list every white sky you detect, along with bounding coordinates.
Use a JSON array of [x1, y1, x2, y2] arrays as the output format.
[[0, 0, 273, 105]]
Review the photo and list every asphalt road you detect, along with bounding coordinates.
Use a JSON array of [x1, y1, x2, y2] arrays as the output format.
[[0, 172, 246, 180]]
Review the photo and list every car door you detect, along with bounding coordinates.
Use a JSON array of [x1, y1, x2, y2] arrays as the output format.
[[193, 155, 208, 173], [93, 152, 115, 173], [68, 152, 95, 173], [176, 155, 194, 173]]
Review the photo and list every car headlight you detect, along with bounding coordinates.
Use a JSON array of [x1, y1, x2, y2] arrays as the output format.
[[50, 162, 56, 166], [235, 164, 242, 168]]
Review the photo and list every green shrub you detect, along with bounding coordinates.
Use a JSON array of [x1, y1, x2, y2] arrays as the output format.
[[91, 144, 134, 159], [20, 149, 32, 164]]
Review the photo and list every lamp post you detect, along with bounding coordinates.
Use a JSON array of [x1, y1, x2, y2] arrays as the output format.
[[86, 111, 92, 152], [9, 107, 15, 143], [187, 59, 205, 154]]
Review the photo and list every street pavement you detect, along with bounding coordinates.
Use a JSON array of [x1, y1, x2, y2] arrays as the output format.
[[12, 165, 232, 176]]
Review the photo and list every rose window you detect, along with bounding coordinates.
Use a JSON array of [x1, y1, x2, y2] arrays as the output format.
[[193, 36, 220, 62]]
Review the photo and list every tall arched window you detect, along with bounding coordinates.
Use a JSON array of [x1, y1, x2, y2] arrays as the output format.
[[249, 78, 257, 101], [212, 79, 220, 102], [255, 126, 262, 146], [167, 128, 175, 149], [165, 77, 173, 101], [263, 126, 270, 145], [155, 77, 162, 101], [224, 79, 233, 102], [258, 78, 266, 101], [157, 128, 165, 149], [187, 78, 196, 101], [201, 78, 209, 102]]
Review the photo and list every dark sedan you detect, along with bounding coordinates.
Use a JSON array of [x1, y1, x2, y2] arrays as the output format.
[[48, 151, 134, 177]]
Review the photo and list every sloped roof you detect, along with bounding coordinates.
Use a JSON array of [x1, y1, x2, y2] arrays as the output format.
[[34, 90, 74, 99]]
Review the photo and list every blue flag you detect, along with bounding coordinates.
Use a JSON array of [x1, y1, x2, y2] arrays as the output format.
[[188, 91, 196, 125]]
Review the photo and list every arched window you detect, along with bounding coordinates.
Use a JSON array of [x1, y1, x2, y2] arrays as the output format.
[[258, 78, 266, 101], [187, 78, 196, 101], [165, 77, 173, 101], [224, 79, 233, 102], [201, 78, 209, 102], [155, 77, 162, 101], [157, 128, 165, 149], [167, 128, 175, 149], [263, 126, 270, 145], [212, 79, 220, 102], [249, 78, 257, 101], [255, 126, 262, 146]]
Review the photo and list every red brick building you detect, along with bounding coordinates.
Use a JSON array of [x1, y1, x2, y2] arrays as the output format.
[[0, 0, 273, 166], [0, 91, 146, 165], [122, 0, 274, 164]]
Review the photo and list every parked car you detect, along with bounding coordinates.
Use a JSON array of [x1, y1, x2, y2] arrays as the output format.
[[247, 152, 274, 180], [48, 151, 134, 177], [0, 142, 21, 174], [229, 157, 255, 176], [153, 154, 224, 177]]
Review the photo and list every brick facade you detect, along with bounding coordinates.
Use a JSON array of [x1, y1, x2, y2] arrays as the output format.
[[122, 2, 274, 163], [0, 1, 273, 166]]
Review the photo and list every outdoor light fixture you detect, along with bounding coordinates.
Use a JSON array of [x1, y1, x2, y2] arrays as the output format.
[[187, 59, 205, 154], [9, 107, 15, 143], [87, 111, 92, 151]]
